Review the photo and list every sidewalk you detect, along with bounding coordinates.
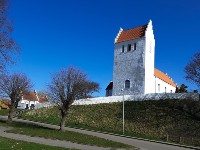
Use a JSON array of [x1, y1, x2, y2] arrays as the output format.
[[0, 116, 199, 150]]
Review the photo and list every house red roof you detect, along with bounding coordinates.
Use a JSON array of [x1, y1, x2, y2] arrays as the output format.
[[22, 92, 38, 101], [39, 97, 48, 103], [22, 91, 48, 103], [154, 68, 176, 87], [115, 24, 147, 43]]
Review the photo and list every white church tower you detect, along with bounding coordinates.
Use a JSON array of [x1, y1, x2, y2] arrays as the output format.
[[112, 20, 155, 95]]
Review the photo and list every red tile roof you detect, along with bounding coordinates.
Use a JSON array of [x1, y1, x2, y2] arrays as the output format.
[[39, 97, 48, 103], [22, 91, 48, 103], [115, 24, 147, 43], [22, 92, 38, 101], [154, 68, 176, 87]]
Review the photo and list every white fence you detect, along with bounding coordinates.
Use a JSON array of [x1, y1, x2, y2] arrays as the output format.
[[35, 93, 199, 108]]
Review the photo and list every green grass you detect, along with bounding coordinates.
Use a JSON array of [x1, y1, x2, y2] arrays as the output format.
[[0, 109, 9, 116], [0, 120, 134, 149], [0, 136, 73, 150], [20, 100, 200, 147]]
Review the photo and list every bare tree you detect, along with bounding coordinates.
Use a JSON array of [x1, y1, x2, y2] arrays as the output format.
[[48, 67, 99, 131], [0, 0, 19, 71], [37, 90, 48, 98], [0, 72, 33, 122], [185, 52, 200, 88]]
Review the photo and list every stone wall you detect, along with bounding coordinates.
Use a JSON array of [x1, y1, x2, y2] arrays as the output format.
[[113, 37, 145, 96]]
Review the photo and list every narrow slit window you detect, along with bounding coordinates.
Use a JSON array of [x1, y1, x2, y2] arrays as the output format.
[[122, 45, 124, 53], [134, 43, 136, 50], [127, 44, 131, 52], [158, 84, 160, 92]]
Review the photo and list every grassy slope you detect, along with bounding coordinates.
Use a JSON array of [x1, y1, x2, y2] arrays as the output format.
[[20, 100, 200, 146]]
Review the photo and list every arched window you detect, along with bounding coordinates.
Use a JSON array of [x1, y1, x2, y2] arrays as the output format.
[[125, 80, 130, 89]]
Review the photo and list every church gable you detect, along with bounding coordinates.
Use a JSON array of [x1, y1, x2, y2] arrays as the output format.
[[115, 25, 147, 44]]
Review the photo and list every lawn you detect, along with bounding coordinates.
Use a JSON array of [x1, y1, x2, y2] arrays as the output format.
[[0, 136, 73, 150], [0, 109, 9, 116], [0, 120, 135, 149]]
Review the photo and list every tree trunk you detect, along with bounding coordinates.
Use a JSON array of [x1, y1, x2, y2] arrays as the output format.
[[7, 105, 14, 123], [59, 111, 67, 131]]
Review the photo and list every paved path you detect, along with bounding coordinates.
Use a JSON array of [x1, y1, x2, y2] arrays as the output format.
[[0, 116, 199, 150]]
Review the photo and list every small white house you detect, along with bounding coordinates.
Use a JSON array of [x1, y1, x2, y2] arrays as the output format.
[[17, 91, 48, 109]]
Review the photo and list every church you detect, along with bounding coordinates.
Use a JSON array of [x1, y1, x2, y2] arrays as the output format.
[[106, 20, 176, 96]]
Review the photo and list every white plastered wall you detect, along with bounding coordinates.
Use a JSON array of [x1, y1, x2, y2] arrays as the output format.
[[144, 20, 155, 94], [154, 77, 176, 93]]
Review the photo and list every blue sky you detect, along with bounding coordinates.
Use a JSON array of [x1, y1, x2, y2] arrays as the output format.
[[9, 0, 200, 96]]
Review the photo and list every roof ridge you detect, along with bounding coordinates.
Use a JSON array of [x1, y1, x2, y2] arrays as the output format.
[[123, 24, 148, 31]]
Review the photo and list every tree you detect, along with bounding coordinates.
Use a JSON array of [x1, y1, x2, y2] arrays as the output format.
[[185, 52, 200, 88], [77, 81, 99, 99], [175, 84, 188, 93], [0, 0, 19, 71], [37, 90, 49, 98], [48, 67, 99, 131], [0, 72, 33, 122]]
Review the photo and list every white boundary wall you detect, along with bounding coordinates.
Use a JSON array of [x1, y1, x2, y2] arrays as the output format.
[[35, 93, 199, 108], [73, 93, 199, 105]]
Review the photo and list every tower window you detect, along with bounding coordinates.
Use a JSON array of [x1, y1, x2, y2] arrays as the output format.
[[127, 44, 131, 52], [165, 87, 167, 93], [158, 84, 160, 92], [122, 45, 124, 53], [134, 43, 136, 50], [125, 80, 130, 89]]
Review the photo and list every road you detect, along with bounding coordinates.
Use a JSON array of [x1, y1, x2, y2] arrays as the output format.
[[0, 115, 199, 150]]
